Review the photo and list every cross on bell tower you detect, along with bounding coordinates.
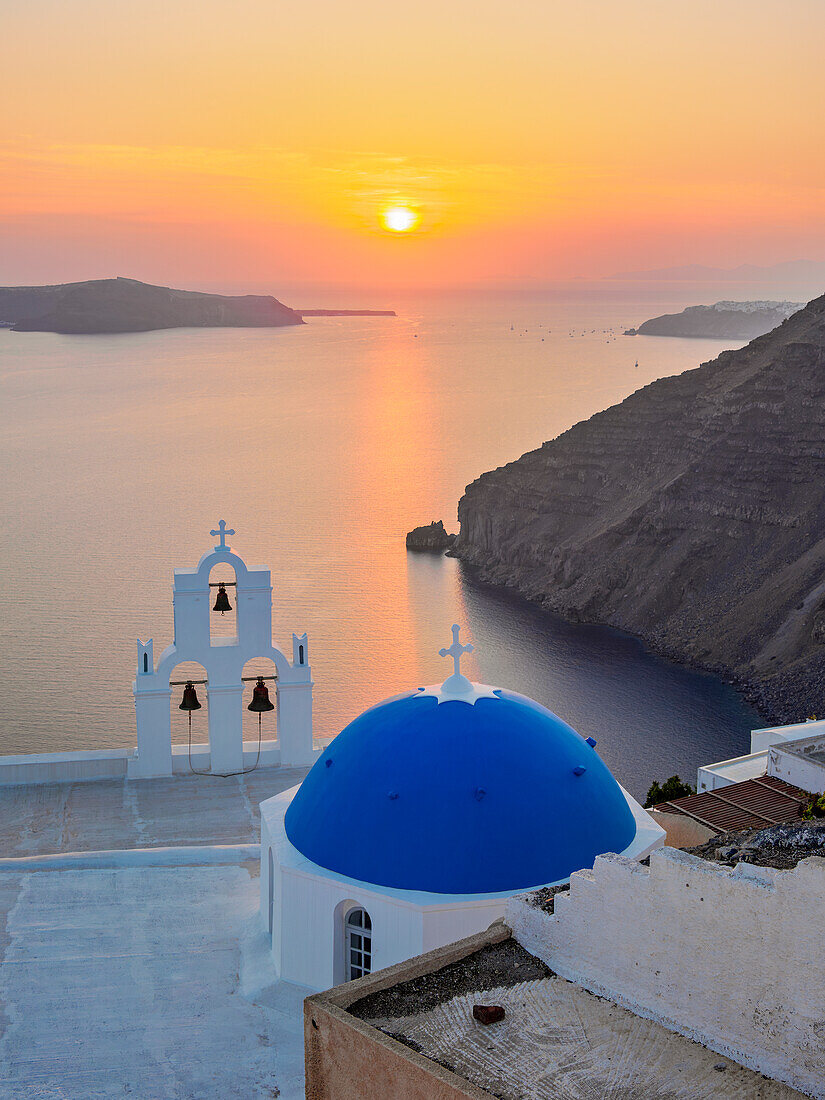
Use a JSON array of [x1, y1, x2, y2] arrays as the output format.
[[210, 519, 235, 551], [439, 624, 474, 695]]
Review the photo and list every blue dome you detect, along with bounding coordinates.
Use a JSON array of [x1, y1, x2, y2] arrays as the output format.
[[284, 687, 637, 894]]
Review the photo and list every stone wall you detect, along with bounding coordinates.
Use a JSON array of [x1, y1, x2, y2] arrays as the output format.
[[506, 848, 825, 1099]]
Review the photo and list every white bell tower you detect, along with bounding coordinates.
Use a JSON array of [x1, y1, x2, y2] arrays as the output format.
[[131, 522, 315, 779]]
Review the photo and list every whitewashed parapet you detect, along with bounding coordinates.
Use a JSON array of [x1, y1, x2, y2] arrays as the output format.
[[506, 847, 825, 1099], [0, 749, 129, 787], [769, 733, 825, 795]]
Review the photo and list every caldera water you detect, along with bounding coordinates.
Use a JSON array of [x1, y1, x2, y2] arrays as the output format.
[[0, 289, 760, 800]]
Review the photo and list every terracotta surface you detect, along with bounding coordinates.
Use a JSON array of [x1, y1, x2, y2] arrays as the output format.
[[304, 925, 509, 1099], [649, 809, 715, 847]]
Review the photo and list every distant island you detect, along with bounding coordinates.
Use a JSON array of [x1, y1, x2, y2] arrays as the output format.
[[624, 300, 802, 340], [0, 278, 398, 336], [0, 277, 303, 334], [297, 309, 396, 317], [454, 291, 825, 724]]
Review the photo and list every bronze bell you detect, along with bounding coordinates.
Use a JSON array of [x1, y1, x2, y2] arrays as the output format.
[[247, 677, 275, 713], [213, 583, 232, 614], [179, 681, 202, 711]]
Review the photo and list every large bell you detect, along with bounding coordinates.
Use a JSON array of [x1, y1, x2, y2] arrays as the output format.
[[247, 677, 275, 713], [213, 583, 232, 614], [179, 681, 202, 711]]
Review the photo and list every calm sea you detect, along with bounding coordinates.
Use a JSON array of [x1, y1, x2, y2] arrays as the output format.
[[0, 289, 760, 800]]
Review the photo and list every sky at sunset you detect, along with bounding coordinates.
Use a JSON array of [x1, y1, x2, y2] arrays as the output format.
[[3, 0, 824, 291]]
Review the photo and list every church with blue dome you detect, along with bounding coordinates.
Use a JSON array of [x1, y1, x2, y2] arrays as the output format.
[[260, 625, 664, 991]]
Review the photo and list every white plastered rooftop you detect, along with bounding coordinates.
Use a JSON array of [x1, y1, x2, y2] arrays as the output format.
[[0, 768, 313, 1099]]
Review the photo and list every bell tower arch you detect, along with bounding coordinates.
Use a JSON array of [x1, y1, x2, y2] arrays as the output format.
[[131, 522, 315, 779]]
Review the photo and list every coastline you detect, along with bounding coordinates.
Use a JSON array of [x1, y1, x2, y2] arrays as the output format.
[[449, 548, 773, 726]]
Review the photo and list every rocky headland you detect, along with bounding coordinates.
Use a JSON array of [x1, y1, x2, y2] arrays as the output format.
[[625, 300, 801, 340], [0, 277, 303, 334], [455, 293, 825, 723], [406, 521, 457, 552]]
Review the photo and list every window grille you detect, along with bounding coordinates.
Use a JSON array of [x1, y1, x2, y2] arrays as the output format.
[[345, 907, 372, 980]]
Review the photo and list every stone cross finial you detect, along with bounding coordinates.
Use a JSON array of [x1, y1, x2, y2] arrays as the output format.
[[210, 519, 235, 551], [439, 624, 474, 695], [440, 623, 473, 677]]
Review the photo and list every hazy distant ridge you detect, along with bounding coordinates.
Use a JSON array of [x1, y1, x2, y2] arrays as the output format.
[[0, 277, 303, 334]]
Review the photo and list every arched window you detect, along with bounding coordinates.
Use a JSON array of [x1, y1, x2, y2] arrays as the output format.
[[299, 644, 305, 665], [345, 907, 372, 981], [143, 653, 149, 673]]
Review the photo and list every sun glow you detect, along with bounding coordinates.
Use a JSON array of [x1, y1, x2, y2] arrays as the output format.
[[382, 205, 419, 233]]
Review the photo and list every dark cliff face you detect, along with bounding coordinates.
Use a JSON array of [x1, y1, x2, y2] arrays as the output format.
[[456, 293, 825, 722], [406, 520, 456, 551], [1, 277, 303, 333]]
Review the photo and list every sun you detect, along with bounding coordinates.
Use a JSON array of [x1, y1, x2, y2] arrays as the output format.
[[381, 205, 419, 233]]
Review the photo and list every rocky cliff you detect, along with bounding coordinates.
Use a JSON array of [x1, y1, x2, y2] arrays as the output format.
[[406, 520, 456, 552], [0, 277, 302, 333], [455, 294, 825, 722]]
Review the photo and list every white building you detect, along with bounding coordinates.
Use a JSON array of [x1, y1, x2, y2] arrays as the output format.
[[132, 521, 315, 778], [260, 625, 664, 991], [698, 716, 825, 792]]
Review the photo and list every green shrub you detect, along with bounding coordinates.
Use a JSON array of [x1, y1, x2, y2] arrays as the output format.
[[645, 775, 695, 808], [801, 793, 825, 820]]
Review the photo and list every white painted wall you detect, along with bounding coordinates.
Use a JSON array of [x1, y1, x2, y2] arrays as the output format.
[[507, 848, 825, 1099], [751, 718, 825, 755], [133, 534, 314, 778], [768, 735, 825, 795], [697, 750, 768, 792], [0, 749, 129, 787], [697, 718, 825, 793]]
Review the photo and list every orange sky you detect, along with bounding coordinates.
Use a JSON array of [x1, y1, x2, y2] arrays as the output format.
[[2, 0, 824, 290]]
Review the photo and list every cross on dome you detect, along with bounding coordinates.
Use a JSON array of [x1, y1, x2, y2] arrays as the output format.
[[210, 519, 235, 551], [439, 624, 474, 695]]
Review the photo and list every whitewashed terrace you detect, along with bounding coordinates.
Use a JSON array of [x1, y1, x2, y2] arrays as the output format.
[[0, 767, 314, 1099]]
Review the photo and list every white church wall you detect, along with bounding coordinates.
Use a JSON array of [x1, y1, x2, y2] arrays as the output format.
[[420, 901, 507, 954], [506, 847, 825, 1099], [132, 686, 174, 778], [272, 862, 510, 992], [260, 795, 422, 991], [276, 682, 315, 768], [277, 867, 426, 991]]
